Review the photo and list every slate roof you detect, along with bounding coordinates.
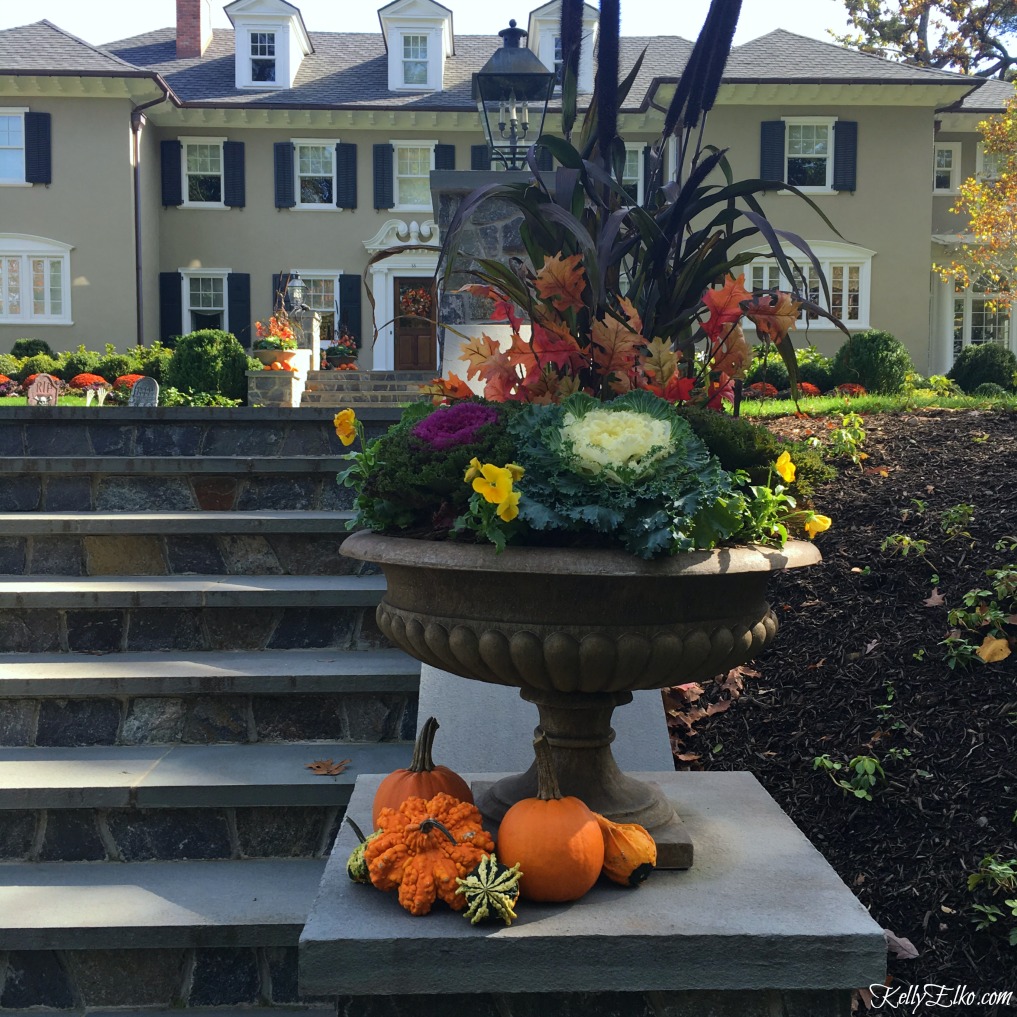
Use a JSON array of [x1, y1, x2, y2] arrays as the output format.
[[0, 20, 143, 74]]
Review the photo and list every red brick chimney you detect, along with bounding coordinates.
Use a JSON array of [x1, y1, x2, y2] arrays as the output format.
[[176, 0, 213, 58]]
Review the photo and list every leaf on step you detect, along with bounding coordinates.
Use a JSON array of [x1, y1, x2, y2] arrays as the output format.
[[976, 635, 1010, 663], [923, 588, 945, 608], [883, 929, 919, 960], [306, 758, 352, 776]]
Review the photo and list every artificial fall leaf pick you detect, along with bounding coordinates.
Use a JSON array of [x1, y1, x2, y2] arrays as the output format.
[[533, 252, 587, 314], [306, 758, 352, 776]]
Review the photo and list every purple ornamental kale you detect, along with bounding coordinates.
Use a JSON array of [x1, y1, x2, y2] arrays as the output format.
[[410, 402, 499, 451]]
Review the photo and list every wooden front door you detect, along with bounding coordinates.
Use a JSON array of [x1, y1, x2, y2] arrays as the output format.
[[393, 277, 437, 372]]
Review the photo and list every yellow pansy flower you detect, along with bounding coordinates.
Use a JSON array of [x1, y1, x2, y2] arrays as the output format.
[[497, 489, 522, 522], [472, 464, 514, 505], [775, 451, 796, 484], [463, 457, 483, 483], [505, 463, 525, 482], [333, 408, 357, 447], [804, 513, 832, 539]]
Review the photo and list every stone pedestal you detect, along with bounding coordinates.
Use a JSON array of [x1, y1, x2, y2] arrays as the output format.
[[299, 771, 886, 1014]]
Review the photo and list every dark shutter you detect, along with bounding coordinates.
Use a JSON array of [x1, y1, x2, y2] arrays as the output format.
[[642, 144, 654, 204], [335, 142, 358, 208], [223, 141, 245, 207], [535, 145, 553, 172], [759, 120, 786, 184], [373, 144, 394, 209], [274, 141, 295, 208], [227, 273, 252, 347], [471, 144, 491, 171], [832, 120, 858, 192], [160, 139, 183, 206], [159, 272, 183, 341], [338, 274, 363, 342], [434, 143, 456, 170], [24, 112, 51, 184]]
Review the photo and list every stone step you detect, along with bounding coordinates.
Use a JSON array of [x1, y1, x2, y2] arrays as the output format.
[[0, 457, 346, 475], [0, 741, 410, 811], [0, 858, 325, 950], [300, 392, 425, 408], [309, 370, 434, 383], [0, 510, 354, 535], [0, 648, 419, 697]]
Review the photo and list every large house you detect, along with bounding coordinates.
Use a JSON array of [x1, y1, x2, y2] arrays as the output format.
[[0, 0, 1009, 374]]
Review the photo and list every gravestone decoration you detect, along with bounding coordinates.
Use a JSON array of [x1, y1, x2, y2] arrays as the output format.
[[27, 374, 59, 406], [128, 377, 159, 407]]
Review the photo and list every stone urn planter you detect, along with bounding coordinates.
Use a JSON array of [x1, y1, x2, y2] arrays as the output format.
[[341, 530, 820, 866]]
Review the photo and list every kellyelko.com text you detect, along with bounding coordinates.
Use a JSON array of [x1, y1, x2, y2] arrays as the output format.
[[868, 983, 1014, 1011]]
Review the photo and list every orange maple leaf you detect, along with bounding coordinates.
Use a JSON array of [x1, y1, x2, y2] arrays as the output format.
[[702, 274, 751, 340], [741, 290, 800, 344], [709, 322, 751, 379], [419, 373, 473, 403], [459, 334, 502, 380], [591, 312, 642, 392], [639, 337, 678, 386], [306, 758, 351, 776], [616, 295, 644, 334], [534, 252, 587, 314], [531, 320, 588, 376]]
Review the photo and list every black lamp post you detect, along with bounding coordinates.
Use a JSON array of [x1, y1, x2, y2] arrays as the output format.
[[472, 20, 555, 170], [286, 272, 305, 309]]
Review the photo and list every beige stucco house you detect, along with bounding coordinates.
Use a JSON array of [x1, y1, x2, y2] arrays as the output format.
[[0, 0, 1007, 374]]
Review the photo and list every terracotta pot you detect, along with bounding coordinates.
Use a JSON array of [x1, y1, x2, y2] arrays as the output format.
[[253, 348, 298, 366], [340, 531, 820, 864], [325, 351, 358, 368]]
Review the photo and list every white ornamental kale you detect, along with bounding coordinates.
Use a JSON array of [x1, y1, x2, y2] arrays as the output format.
[[561, 407, 675, 483]]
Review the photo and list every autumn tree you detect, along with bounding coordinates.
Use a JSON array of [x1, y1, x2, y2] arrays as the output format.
[[832, 1, 1017, 78], [934, 86, 1017, 306]]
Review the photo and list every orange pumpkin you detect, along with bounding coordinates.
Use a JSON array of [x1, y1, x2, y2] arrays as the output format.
[[594, 813, 656, 886], [372, 716, 473, 826], [364, 792, 494, 915], [496, 733, 604, 902]]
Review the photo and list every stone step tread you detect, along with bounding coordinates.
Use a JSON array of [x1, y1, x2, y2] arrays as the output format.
[[0, 740, 410, 809], [0, 857, 325, 949], [0, 457, 346, 475], [0, 511, 354, 535], [0, 574, 386, 608]]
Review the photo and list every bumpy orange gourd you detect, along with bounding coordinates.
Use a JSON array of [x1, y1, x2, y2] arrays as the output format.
[[364, 792, 494, 915], [372, 716, 473, 826], [496, 734, 604, 902], [594, 813, 656, 886]]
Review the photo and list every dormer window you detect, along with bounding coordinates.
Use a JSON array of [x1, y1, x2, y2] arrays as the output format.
[[403, 34, 429, 86], [528, 1, 597, 94], [250, 31, 277, 82], [552, 34, 563, 86]]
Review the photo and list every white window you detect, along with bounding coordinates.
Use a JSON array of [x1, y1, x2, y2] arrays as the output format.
[[181, 138, 225, 207], [783, 117, 836, 191], [250, 30, 277, 83], [296, 271, 342, 342], [954, 278, 1010, 358], [294, 141, 338, 207], [747, 242, 874, 329], [181, 269, 228, 333], [0, 235, 71, 324], [402, 34, 428, 86], [976, 142, 1003, 183], [933, 142, 961, 193], [393, 141, 435, 209], [621, 144, 643, 205], [552, 34, 564, 87], [0, 108, 26, 185]]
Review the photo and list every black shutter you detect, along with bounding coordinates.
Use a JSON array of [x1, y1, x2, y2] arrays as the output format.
[[24, 112, 51, 184], [338, 274, 363, 343], [159, 272, 183, 341], [759, 120, 786, 185], [335, 142, 358, 208], [471, 144, 491, 171], [223, 141, 245, 207], [832, 120, 858, 192], [373, 144, 394, 209], [228, 273, 252, 347], [535, 145, 553, 172], [160, 139, 183, 206], [274, 141, 295, 208], [434, 143, 456, 170]]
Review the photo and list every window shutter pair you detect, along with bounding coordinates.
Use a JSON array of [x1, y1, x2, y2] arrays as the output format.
[[274, 141, 358, 209], [24, 112, 52, 185], [158, 271, 251, 345], [160, 140, 246, 207], [759, 120, 858, 192], [374, 143, 455, 209]]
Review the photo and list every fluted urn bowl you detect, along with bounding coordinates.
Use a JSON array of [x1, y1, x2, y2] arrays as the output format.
[[341, 530, 820, 866]]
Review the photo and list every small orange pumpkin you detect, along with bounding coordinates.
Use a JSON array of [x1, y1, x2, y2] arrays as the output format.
[[496, 733, 604, 902], [372, 716, 473, 826], [594, 813, 656, 886]]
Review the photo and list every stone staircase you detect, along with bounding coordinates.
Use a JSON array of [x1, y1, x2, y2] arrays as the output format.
[[300, 370, 435, 409], [0, 406, 414, 1013]]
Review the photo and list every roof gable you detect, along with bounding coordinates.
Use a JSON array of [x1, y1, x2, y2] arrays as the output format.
[[0, 20, 140, 73]]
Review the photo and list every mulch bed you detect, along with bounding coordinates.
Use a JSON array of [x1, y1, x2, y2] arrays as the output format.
[[666, 408, 1017, 1013]]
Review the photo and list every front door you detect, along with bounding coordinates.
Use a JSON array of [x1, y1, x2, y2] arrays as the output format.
[[393, 277, 437, 372]]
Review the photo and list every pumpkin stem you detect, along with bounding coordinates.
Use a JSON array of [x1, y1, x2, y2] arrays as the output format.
[[533, 732, 564, 801], [409, 715, 440, 773], [346, 816, 368, 844], [417, 818, 458, 844]]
